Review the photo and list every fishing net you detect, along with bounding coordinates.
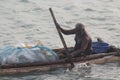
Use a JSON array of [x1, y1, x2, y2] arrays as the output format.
[[0, 46, 59, 65]]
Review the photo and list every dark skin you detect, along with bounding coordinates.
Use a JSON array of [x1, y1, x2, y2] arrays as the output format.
[[58, 23, 92, 57]]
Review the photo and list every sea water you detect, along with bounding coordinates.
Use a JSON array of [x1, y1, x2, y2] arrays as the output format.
[[0, 0, 120, 80]]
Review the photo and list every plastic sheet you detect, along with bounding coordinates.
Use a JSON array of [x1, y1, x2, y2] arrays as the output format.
[[0, 46, 59, 65]]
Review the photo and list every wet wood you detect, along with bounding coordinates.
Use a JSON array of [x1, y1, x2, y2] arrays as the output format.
[[0, 51, 120, 75], [0, 55, 120, 75], [0, 52, 118, 69]]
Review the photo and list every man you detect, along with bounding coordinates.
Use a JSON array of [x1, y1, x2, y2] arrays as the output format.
[[58, 23, 93, 57]]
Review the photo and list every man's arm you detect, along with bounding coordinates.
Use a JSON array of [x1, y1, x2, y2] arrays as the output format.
[[60, 28, 76, 35], [57, 24, 76, 35]]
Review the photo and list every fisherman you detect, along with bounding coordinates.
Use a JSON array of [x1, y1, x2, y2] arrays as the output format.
[[58, 23, 93, 57]]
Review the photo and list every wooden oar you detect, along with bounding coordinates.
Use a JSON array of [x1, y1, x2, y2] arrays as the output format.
[[49, 8, 74, 69]]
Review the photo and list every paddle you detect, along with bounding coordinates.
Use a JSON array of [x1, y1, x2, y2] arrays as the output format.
[[49, 8, 74, 69]]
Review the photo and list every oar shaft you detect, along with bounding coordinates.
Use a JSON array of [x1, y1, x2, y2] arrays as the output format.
[[49, 9, 67, 50], [49, 8, 74, 68]]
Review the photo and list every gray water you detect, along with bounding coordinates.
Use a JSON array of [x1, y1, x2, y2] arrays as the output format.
[[0, 0, 120, 80]]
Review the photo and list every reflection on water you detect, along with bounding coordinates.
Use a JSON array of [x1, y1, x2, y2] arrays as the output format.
[[0, 0, 120, 80]]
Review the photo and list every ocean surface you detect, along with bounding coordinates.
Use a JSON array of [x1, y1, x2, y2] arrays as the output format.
[[0, 0, 120, 80]]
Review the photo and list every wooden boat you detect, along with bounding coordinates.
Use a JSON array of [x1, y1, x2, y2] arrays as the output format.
[[0, 46, 120, 75]]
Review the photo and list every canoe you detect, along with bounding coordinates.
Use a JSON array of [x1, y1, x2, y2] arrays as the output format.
[[0, 46, 120, 75]]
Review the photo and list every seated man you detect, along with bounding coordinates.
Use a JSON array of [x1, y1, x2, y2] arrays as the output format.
[[58, 23, 93, 57]]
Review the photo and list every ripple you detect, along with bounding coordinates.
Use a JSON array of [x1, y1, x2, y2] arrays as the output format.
[[90, 17, 106, 21], [63, 6, 75, 11], [20, 24, 34, 29], [107, 28, 117, 31], [19, 0, 30, 3], [115, 34, 120, 37], [33, 8, 43, 11], [84, 8, 95, 12]]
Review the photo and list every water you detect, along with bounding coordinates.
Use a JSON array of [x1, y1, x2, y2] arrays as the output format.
[[0, 0, 120, 80]]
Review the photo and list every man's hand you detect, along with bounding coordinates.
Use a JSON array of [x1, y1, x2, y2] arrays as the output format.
[[56, 23, 62, 31], [70, 54, 74, 58]]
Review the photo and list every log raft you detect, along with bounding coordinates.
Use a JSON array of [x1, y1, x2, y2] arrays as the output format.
[[0, 49, 120, 75]]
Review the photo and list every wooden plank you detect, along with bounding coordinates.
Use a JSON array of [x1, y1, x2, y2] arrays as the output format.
[[0, 55, 120, 75], [0, 52, 119, 69]]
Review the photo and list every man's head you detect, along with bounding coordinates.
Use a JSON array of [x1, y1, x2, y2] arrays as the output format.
[[75, 23, 84, 28], [75, 23, 86, 36]]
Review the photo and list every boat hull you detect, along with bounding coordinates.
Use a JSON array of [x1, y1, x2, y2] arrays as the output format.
[[0, 51, 120, 75]]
